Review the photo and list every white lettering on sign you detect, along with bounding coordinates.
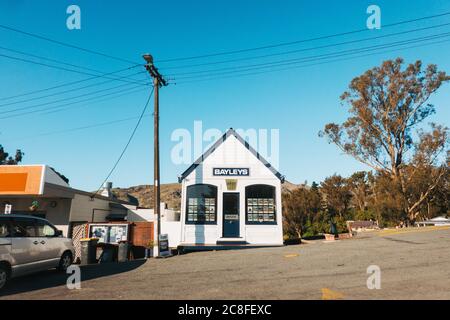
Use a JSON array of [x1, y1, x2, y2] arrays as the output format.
[[4, 204, 12, 214], [213, 168, 250, 176]]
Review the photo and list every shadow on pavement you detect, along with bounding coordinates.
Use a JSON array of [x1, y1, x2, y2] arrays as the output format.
[[381, 236, 424, 245], [0, 259, 147, 297]]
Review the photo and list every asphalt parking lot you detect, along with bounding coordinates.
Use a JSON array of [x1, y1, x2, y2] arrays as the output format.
[[1, 226, 449, 300]]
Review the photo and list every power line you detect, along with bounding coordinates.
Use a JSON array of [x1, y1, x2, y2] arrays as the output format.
[[0, 83, 150, 120], [0, 45, 113, 74], [0, 52, 146, 86], [0, 23, 139, 65], [0, 65, 140, 101], [9, 114, 151, 142], [40, 86, 148, 116], [172, 32, 450, 78], [175, 38, 450, 84], [157, 11, 450, 63], [172, 32, 450, 80], [176, 38, 450, 83], [163, 22, 450, 71], [91, 86, 155, 198], [0, 70, 146, 108], [0, 82, 140, 114], [4, 47, 446, 144]]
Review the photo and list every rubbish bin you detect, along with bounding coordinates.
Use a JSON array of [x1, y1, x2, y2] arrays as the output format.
[[330, 222, 337, 235], [118, 241, 130, 262], [99, 243, 116, 263], [80, 238, 99, 265]]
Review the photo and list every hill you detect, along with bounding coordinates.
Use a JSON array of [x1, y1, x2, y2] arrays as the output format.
[[112, 183, 182, 210]]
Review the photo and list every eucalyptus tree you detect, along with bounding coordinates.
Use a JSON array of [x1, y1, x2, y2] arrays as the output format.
[[320, 58, 449, 223], [0, 144, 23, 165]]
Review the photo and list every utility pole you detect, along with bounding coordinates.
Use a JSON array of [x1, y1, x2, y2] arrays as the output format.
[[143, 54, 167, 257]]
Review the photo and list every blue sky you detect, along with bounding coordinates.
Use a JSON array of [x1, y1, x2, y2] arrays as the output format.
[[0, 0, 449, 191]]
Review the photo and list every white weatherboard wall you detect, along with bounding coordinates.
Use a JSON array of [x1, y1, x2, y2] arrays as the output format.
[[180, 134, 283, 245], [161, 222, 182, 248], [127, 205, 182, 248]]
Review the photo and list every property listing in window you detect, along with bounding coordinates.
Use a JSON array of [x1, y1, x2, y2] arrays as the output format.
[[186, 184, 217, 224], [246, 185, 276, 224]]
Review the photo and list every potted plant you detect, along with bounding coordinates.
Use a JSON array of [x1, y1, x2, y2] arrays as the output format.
[[324, 233, 336, 241], [145, 240, 155, 258]]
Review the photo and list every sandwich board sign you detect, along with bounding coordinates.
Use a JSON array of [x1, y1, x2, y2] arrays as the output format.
[[158, 234, 171, 257]]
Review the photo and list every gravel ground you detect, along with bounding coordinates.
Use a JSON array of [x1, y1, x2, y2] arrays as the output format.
[[1, 226, 449, 300]]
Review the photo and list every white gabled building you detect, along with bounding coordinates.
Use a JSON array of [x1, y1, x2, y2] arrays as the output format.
[[178, 128, 285, 247]]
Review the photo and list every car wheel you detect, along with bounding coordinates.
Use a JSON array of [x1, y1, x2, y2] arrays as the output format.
[[0, 265, 9, 290], [57, 252, 73, 272]]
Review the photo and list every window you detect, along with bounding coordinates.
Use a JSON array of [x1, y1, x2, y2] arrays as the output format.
[[0, 219, 11, 238], [186, 184, 217, 224], [245, 185, 277, 224], [36, 220, 56, 237], [11, 218, 38, 237]]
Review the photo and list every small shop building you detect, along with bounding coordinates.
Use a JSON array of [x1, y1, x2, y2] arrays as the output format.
[[0, 165, 136, 236], [178, 128, 285, 246]]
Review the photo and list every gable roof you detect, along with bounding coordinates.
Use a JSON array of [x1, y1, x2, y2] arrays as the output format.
[[178, 128, 285, 183]]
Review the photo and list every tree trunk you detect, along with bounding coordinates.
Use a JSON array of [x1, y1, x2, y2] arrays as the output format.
[[295, 227, 302, 240], [390, 169, 410, 224], [406, 168, 445, 223]]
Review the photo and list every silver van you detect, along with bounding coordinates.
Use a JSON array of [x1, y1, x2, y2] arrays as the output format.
[[0, 215, 75, 289]]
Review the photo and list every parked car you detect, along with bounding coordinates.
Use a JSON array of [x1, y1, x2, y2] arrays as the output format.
[[0, 215, 74, 290]]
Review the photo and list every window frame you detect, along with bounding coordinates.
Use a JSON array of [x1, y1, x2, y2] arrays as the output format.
[[245, 184, 277, 225], [185, 184, 218, 225]]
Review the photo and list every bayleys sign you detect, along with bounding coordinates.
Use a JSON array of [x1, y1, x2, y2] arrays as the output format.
[[213, 168, 250, 177]]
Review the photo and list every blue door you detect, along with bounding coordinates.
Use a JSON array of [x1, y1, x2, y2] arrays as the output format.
[[223, 193, 240, 238]]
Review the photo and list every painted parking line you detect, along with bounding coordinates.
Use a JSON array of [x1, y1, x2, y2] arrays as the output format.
[[321, 288, 345, 300], [284, 253, 299, 258], [379, 226, 450, 237]]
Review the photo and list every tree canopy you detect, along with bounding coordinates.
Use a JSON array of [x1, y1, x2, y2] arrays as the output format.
[[320, 58, 449, 223], [0, 144, 24, 165]]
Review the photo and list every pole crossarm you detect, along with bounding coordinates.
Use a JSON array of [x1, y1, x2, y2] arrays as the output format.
[[143, 53, 168, 86], [145, 64, 168, 87]]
